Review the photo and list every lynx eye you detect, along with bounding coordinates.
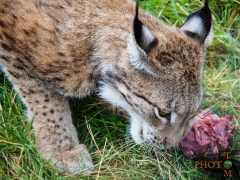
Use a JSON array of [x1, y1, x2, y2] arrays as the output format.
[[154, 107, 171, 122], [159, 109, 167, 116]]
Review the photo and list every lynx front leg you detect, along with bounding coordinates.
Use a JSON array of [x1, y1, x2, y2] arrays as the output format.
[[2, 64, 93, 173], [26, 87, 93, 173]]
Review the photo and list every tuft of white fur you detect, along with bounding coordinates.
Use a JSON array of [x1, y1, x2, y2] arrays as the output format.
[[141, 25, 156, 48], [180, 16, 204, 36], [153, 107, 160, 119], [170, 112, 177, 124], [98, 83, 132, 115], [99, 83, 144, 144], [127, 34, 157, 76], [130, 113, 144, 144]]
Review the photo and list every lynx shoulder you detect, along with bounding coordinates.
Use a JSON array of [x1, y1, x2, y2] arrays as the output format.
[[0, 0, 212, 173]]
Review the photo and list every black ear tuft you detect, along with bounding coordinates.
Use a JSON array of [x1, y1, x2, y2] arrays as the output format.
[[133, 2, 158, 53], [180, 0, 212, 44]]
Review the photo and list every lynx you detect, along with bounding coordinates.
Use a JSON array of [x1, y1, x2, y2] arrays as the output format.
[[0, 0, 212, 174]]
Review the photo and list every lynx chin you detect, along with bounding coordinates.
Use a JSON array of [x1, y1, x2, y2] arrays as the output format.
[[0, 0, 212, 174]]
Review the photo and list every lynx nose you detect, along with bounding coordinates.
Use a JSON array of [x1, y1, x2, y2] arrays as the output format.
[[164, 137, 178, 150]]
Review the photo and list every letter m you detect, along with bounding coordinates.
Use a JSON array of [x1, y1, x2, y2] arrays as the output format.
[[223, 170, 232, 177]]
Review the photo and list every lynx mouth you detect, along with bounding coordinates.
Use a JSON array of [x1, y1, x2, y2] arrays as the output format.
[[130, 116, 167, 149]]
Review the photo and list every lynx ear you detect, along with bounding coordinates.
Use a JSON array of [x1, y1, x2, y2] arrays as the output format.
[[180, 0, 212, 44], [133, 3, 158, 53]]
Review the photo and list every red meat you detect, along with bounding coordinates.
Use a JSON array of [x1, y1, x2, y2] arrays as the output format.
[[179, 109, 234, 158]]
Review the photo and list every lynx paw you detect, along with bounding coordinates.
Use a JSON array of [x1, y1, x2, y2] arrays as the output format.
[[49, 144, 94, 174]]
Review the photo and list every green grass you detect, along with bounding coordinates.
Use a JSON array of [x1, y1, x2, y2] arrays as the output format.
[[0, 0, 239, 179]]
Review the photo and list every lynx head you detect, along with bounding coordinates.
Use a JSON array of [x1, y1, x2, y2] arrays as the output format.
[[99, 1, 212, 149]]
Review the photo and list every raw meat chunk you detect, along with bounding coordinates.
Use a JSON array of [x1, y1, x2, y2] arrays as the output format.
[[179, 109, 234, 158]]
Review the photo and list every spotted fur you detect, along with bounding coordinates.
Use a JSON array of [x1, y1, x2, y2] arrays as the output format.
[[0, 0, 212, 174]]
